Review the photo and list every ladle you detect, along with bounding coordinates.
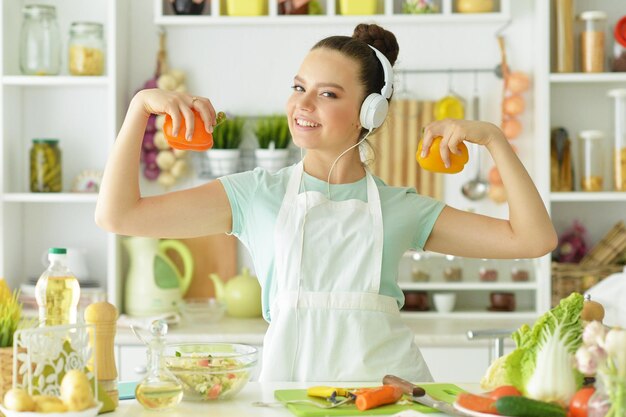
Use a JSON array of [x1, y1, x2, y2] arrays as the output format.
[[461, 73, 489, 201]]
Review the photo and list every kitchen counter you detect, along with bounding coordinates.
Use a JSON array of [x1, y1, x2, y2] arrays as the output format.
[[115, 316, 530, 347], [109, 382, 480, 417]]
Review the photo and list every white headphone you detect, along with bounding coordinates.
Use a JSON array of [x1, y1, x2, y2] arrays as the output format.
[[359, 45, 394, 131]]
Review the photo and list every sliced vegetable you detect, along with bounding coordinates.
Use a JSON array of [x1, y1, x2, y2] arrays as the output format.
[[355, 385, 402, 411], [496, 395, 566, 417], [456, 392, 498, 414]]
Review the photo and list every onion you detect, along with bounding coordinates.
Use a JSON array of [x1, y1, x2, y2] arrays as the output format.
[[143, 150, 158, 165], [503, 95, 525, 116], [144, 163, 160, 181], [146, 114, 157, 133], [502, 118, 522, 140], [142, 131, 155, 151], [507, 72, 530, 94]]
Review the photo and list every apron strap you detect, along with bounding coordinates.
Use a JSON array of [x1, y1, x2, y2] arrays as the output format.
[[365, 171, 383, 293]]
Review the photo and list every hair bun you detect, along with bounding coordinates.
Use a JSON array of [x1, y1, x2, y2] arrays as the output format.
[[352, 23, 399, 66]]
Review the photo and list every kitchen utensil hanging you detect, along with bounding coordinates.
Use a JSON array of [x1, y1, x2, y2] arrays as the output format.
[[461, 71, 489, 200], [434, 71, 465, 120]]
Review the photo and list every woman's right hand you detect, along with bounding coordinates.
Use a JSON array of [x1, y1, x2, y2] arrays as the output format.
[[135, 88, 217, 140]]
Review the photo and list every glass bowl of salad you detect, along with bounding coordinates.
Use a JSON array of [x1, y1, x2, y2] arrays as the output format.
[[163, 343, 258, 401]]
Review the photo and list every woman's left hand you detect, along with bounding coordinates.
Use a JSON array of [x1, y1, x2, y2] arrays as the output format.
[[420, 119, 505, 168]]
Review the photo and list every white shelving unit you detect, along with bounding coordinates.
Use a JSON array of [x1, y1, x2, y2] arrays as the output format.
[[0, 0, 128, 305], [537, 0, 626, 307], [154, 0, 510, 25]]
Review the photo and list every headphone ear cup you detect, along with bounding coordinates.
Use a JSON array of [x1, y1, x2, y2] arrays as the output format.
[[360, 93, 389, 131]]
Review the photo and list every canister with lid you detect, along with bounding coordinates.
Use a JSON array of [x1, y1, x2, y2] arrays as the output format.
[[19, 5, 61, 75], [69, 22, 106, 76], [579, 11, 607, 73], [609, 89, 626, 191], [578, 130, 605, 192], [30, 139, 62, 192]]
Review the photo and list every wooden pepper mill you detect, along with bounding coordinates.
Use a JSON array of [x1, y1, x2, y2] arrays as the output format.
[[85, 301, 119, 408]]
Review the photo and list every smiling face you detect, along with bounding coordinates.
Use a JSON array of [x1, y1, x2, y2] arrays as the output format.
[[286, 48, 365, 155]]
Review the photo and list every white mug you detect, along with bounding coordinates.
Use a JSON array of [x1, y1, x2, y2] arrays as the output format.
[[41, 247, 90, 280], [433, 293, 456, 313]]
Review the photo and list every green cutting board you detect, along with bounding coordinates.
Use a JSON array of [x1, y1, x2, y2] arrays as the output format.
[[274, 383, 465, 417]]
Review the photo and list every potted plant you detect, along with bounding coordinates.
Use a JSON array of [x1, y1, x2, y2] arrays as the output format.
[[0, 279, 22, 399], [254, 115, 291, 173], [338, 0, 378, 15], [277, 0, 323, 15], [224, 0, 267, 16], [206, 117, 245, 176]]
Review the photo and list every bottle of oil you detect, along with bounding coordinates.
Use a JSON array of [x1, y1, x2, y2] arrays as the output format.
[[35, 247, 81, 326], [135, 320, 182, 411]]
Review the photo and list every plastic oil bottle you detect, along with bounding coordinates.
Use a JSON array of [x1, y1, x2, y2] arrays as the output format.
[[35, 247, 81, 326]]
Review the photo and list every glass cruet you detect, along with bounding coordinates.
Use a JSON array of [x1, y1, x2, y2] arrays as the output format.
[[135, 320, 183, 411]]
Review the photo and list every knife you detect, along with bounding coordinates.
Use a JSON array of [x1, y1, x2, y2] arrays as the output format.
[[382, 375, 472, 417]]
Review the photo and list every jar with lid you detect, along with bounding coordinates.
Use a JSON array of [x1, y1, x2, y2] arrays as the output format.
[[579, 11, 607, 73], [30, 139, 62, 192], [19, 5, 61, 75], [443, 255, 463, 282], [410, 251, 430, 282], [69, 22, 106, 76], [609, 89, 626, 191], [478, 258, 498, 282], [613, 16, 626, 72], [578, 130, 605, 192]]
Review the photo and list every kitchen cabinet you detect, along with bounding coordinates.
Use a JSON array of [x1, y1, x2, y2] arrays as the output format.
[[536, 0, 626, 307], [0, 0, 128, 303]]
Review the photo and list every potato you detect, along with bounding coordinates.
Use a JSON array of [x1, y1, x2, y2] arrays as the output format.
[[60, 370, 95, 411], [33, 395, 68, 413], [3, 388, 35, 412]]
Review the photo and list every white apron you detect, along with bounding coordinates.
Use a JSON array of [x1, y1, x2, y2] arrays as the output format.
[[258, 162, 432, 382]]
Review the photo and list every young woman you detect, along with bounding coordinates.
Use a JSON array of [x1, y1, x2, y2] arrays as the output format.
[[96, 23, 557, 382]]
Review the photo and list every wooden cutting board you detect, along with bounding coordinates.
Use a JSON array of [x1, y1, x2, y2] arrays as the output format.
[[166, 234, 238, 299], [274, 383, 464, 417]]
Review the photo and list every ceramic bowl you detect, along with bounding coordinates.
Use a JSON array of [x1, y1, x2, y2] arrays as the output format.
[[178, 298, 226, 325], [163, 343, 257, 401]]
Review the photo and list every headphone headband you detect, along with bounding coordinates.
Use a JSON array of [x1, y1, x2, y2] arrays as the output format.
[[367, 45, 393, 99]]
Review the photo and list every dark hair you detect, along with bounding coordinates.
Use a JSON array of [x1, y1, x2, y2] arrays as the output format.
[[312, 23, 399, 107]]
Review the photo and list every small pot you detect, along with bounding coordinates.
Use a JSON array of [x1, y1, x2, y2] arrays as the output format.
[[489, 292, 516, 311], [255, 148, 290, 174], [279, 0, 309, 15], [403, 290, 429, 311], [170, 0, 206, 15], [206, 149, 241, 176]]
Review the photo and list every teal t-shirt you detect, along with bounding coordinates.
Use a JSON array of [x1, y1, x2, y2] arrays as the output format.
[[219, 164, 445, 321]]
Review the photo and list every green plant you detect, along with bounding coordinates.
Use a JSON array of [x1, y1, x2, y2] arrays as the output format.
[[0, 281, 22, 348], [212, 117, 245, 150], [255, 115, 291, 149]]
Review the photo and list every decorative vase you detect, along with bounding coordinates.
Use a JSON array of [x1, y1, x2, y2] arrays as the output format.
[[338, 0, 377, 15], [170, 0, 206, 15], [206, 149, 241, 176], [255, 148, 289, 174]]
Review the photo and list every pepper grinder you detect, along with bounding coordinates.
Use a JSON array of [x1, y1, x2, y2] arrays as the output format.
[[84, 301, 119, 408]]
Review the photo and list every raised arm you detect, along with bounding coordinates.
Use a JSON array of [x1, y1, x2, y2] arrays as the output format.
[[95, 89, 232, 238], [421, 119, 557, 259]]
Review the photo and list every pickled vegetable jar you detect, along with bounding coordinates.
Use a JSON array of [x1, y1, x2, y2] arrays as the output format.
[[69, 22, 105, 76], [579, 11, 607, 73], [30, 139, 62, 192], [19, 5, 61, 75]]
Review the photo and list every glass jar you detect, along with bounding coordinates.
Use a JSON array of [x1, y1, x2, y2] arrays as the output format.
[[19, 5, 61, 75], [510, 259, 530, 282], [613, 16, 626, 72], [479, 258, 498, 282], [30, 139, 62, 192], [69, 22, 106, 76], [578, 130, 605, 191], [443, 255, 463, 282], [456, 0, 494, 13], [554, 0, 574, 73], [609, 89, 626, 191], [579, 11, 607, 73], [411, 251, 430, 282]]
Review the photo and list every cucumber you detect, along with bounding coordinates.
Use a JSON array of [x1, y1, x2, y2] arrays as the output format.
[[495, 396, 566, 417]]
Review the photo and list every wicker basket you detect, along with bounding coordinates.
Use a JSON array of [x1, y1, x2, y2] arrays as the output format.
[[0, 346, 13, 401], [551, 262, 623, 307]]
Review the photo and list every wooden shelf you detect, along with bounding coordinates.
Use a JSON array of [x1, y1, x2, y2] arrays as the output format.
[[550, 192, 626, 202], [400, 310, 538, 319], [2, 193, 99, 203]]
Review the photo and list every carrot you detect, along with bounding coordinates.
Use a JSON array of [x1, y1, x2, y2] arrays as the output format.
[[456, 392, 499, 414], [355, 385, 403, 411]]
